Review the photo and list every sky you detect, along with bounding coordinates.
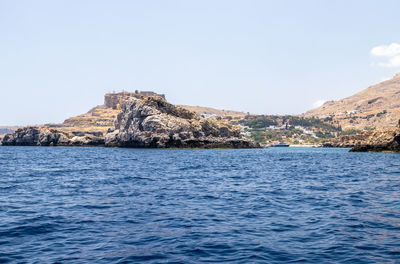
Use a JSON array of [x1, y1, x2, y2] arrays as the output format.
[[1, 0, 400, 125]]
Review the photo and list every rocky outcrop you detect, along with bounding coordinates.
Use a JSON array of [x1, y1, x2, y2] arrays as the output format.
[[105, 96, 260, 148], [349, 127, 400, 152], [1, 127, 104, 146], [322, 134, 366, 148], [323, 124, 400, 152]]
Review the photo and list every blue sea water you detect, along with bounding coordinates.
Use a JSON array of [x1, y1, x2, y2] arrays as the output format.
[[0, 147, 399, 263]]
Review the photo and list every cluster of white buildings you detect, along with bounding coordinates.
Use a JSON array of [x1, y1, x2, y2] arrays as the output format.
[[319, 109, 360, 119], [239, 124, 318, 138], [240, 125, 252, 137], [266, 125, 286, 130], [294, 126, 318, 138], [200, 114, 218, 119]]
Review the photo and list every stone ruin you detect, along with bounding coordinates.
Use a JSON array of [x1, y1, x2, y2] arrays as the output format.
[[104, 91, 165, 109]]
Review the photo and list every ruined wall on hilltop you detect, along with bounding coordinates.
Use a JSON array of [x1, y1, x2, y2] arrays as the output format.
[[104, 91, 165, 109]]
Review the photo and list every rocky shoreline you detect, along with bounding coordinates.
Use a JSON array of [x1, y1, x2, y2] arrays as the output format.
[[1, 127, 104, 147], [323, 123, 400, 153], [1, 96, 260, 149]]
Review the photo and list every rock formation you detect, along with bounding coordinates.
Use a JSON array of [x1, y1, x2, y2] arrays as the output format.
[[56, 91, 166, 136], [1, 127, 104, 146], [323, 123, 400, 152], [322, 134, 363, 148], [105, 96, 260, 148], [349, 127, 400, 152]]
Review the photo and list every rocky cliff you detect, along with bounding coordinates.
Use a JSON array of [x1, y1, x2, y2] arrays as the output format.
[[105, 96, 260, 148], [1, 127, 104, 146], [323, 123, 400, 152]]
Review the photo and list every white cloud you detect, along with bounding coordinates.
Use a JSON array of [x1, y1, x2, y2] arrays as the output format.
[[371, 43, 400, 68], [371, 43, 400, 57], [313, 99, 326, 108]]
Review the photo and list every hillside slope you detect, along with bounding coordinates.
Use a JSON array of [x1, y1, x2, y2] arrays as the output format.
[[304, 73, 400, 130], [178, 105, 246, 118]]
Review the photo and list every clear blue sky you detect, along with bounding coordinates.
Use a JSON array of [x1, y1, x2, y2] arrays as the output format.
[[1, 0, 400, 125]]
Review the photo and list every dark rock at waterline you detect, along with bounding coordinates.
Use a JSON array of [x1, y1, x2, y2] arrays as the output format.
[[323, 122, 400, 152], [1, 127, 104, 146], [349, 127, 400, 152]]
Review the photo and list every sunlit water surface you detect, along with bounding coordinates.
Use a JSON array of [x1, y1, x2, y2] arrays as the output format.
[[0, 147, 399, 263]]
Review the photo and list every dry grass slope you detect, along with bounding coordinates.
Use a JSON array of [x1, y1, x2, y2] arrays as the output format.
[[304, 72, 400, 130], [179, 105, 247, 117]]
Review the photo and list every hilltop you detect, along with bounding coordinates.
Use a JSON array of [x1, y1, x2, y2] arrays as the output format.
[[178, 105, 247, 118], [304, 73, 400, 130]]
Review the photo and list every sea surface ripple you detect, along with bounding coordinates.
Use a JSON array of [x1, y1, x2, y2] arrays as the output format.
[[0, 147, 399, 263]]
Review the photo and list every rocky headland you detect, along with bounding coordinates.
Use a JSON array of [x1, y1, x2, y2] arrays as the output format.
[[323, 122, 400, 152], [1, 95, 260, 149], [105, 96, 260, 148]]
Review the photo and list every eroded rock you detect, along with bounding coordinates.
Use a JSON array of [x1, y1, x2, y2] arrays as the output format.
[[323, 123, 400, 152], [105, 96, 260, 148], [1, 127, 104, 146]]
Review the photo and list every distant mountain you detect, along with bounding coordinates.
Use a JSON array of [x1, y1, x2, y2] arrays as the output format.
[[304, 73, 400, 130], [0, 126, 19, 135], [178, 105, 247, 118]]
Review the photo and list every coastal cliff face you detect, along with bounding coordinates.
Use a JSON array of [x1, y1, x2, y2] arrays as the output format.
[[1, 127, 104, 146], [323, 125, 400, 152], [105, 96, 260, 148]]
